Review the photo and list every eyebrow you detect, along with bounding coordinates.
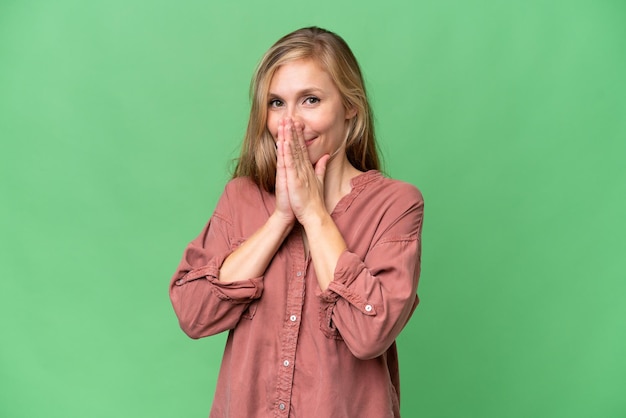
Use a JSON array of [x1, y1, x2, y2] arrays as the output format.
[[268, 88, 324, 98]]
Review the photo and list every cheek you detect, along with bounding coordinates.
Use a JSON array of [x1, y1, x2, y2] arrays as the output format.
[[316, 114, 346, 136], [304, 113, 335, 134], [328, 106, 350, 129], [266, 113, 279, 141]]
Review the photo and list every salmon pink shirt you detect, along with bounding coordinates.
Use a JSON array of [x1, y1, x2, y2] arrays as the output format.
[[170, 170, 424, 417]]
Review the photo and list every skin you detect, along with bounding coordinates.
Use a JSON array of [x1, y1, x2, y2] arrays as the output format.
[[219, 59, 362, 291]]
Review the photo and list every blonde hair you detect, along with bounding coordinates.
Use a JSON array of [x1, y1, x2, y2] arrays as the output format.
[[233, 26, 380, 192]]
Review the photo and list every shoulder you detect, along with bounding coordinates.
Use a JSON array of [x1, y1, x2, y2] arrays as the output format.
[[381, 176, 423, 202], [216, 177, 268, 213], [223, 176, 261, 195], [360, 171, 424, 208], [348, 171, 424, 240]]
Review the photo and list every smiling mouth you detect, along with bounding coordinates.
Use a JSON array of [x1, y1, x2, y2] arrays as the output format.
[[305, 137, 318, 146]]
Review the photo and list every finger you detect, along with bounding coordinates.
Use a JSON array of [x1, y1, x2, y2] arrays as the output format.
[[281, 120, 301, 174], [282, 118, 295, 150], [283, 122, 311, 192], [276, 143, 292, 197], [293, 120, 307, 150], [314, 154, 330, 184], [284, 119, 296, 152], [296, 123, 310, 162], [276, 121, 289, 178], [275, 141, 285, 192], [289, 120, 309, 169], [277, 118, 285, 143], [276, 139, 285, 169], [285, 120, 303, 168]]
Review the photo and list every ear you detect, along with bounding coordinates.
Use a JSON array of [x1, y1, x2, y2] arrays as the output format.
[[345, 106, 357, 120]]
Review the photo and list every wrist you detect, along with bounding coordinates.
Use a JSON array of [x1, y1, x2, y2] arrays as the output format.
[[299, 208, 331, 232], [269, 211, 296, 231]]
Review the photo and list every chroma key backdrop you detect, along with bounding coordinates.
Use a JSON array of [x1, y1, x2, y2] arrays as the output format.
[[1, 1, 624, 417]]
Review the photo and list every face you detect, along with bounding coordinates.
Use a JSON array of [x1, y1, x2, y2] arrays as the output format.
[[266, 59, 356, 164]]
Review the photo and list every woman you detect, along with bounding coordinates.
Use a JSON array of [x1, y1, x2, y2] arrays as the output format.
[[170, 26, 424, 417]]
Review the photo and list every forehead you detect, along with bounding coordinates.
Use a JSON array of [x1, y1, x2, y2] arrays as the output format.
[[269, 59, 335, 92]]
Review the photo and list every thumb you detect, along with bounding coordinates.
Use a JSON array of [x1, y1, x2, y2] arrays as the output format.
[[314, 154, 330, 183]]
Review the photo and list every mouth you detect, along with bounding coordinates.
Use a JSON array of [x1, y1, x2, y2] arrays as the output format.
[[304, 136, 318, 146]]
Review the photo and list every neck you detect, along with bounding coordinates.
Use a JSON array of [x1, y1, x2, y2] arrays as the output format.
[[321, 153, 362, 213]]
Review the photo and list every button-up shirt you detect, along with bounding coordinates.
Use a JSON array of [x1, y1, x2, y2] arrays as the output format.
[[170, 170, 424, 417]]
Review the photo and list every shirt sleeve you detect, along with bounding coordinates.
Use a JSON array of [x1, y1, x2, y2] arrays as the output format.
[[169, 185, 264, 339], [318, 190, 424, 359]]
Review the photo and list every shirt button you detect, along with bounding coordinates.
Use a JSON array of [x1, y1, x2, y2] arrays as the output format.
[[283, 360, 290, 367], [279, 403, 286, 410], [296, 271, 302, 276], [365, 304, 373, 312], [290, 315, 297, 322]]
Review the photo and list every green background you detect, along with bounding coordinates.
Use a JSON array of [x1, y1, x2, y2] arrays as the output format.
[[1, 0, 624, 417]]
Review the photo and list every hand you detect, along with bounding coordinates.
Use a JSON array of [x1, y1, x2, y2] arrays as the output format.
[[274, 120, 296, 225], [281, 118, 330, 225]]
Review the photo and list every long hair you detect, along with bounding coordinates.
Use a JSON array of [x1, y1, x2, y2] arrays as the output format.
[[233, 26, 380, 192]]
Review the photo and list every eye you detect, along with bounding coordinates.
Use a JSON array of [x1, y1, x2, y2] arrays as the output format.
[[268, 99, 283, 108], [303, 96, 320, 105]]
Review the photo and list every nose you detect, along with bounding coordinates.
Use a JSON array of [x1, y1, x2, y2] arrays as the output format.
[[286, 105, 299, 120], [272, 104, 303, 133]]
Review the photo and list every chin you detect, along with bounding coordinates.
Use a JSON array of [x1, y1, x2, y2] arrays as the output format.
[[308, 151, 327, 165]]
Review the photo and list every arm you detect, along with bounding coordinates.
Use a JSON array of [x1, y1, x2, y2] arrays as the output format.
[[279, 118, 424, 358], [169, 180, 290, 339], [219, 213, 293, 283], [279, 118, 346, 291], [319, 195, 424, 359], [219, 127, 295, 283], [169, 215, 259, 339]]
